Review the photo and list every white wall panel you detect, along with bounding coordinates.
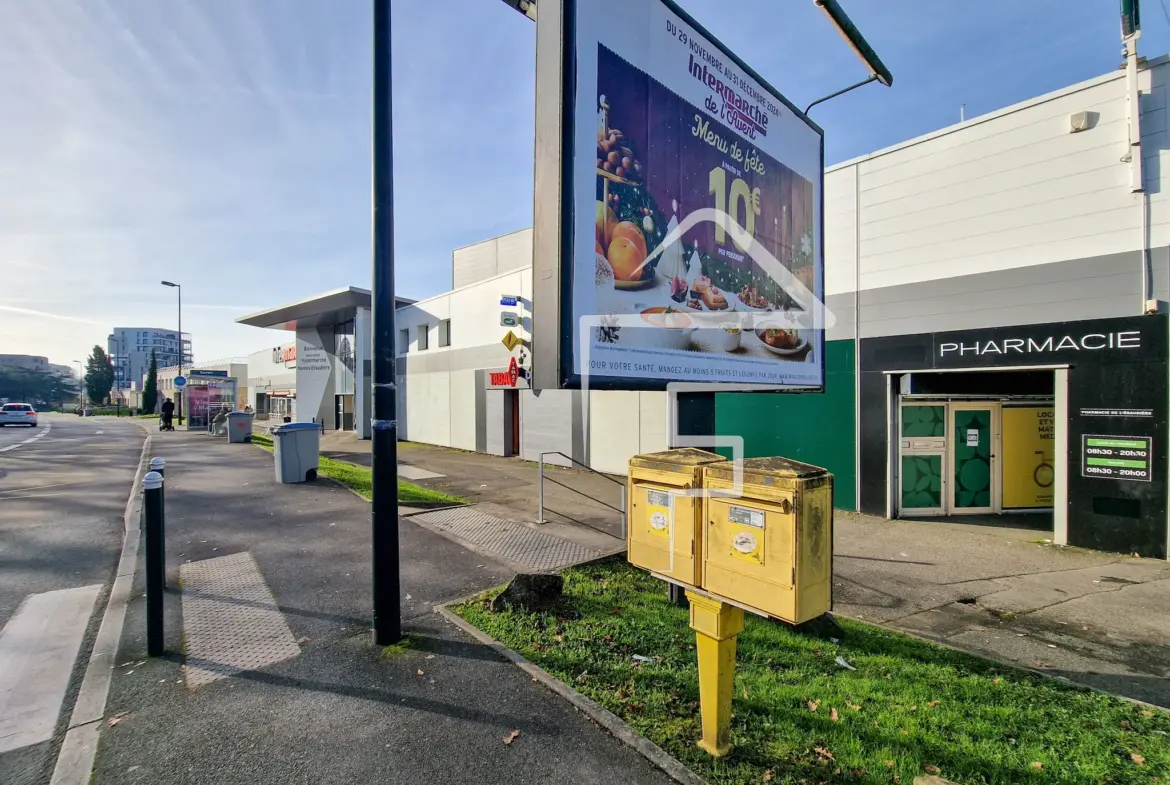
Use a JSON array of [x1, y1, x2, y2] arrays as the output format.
[[824, 166, 857, 297], [638, 392, 669, 455], [588, 391, 641, 475], [448, 370, 478, 451]]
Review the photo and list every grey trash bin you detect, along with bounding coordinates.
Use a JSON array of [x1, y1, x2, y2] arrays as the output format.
[[227, 411, 254, 443], [273, 422, 321, 483]]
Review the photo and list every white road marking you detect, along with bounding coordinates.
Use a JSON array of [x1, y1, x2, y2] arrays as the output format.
[[0, 585, 101, 753], [0, 422, 53, 454]]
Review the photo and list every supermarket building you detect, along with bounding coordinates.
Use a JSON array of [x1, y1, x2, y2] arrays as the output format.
[[239, 58, 1170, 558]]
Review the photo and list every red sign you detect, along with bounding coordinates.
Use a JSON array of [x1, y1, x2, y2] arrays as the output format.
[[272, 345, 297, 366], [488, 357, 522, 388]]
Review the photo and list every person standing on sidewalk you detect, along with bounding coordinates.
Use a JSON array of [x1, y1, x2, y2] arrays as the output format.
[[161, 397, 175, 431]]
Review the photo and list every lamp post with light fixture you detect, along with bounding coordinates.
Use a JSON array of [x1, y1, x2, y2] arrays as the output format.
[[161, 280, 183, 425], [73, 359, 85, 409]]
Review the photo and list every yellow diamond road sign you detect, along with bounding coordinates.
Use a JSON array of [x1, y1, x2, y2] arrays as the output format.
[[502, 330, 523, 352]]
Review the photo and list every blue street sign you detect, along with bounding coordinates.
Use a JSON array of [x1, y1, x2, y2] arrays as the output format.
[[174, 376, 187, 388], [500, 295, 518, 307]]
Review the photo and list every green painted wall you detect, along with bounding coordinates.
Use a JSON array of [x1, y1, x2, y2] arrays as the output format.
[[714, 340, 857, 510]]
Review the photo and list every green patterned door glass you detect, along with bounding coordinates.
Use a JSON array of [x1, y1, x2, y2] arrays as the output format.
[[954, 409, 992, 508], [902, 406, 945, 438], [901, 455, 943, 509]]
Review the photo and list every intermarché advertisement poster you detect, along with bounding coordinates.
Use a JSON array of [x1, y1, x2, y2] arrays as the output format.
[[571, 0, 824, 388]]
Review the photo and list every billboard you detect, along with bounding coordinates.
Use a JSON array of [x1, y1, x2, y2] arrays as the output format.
[[533, 0, 826, 391]]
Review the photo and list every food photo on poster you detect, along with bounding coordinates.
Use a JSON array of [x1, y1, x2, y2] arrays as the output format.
[[568, 0, 828, 390]]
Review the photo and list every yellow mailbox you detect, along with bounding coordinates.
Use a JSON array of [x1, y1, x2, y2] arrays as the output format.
[[702, 457, 833, 625], [627, 448, 727, 588]]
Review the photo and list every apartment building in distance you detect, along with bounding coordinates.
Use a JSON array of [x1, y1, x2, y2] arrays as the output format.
[[107, 327, 193, 391]]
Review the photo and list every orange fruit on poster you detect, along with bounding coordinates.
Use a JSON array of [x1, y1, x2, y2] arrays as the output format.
[[610, 221, 647, 262], [607, 236, 646, 281]]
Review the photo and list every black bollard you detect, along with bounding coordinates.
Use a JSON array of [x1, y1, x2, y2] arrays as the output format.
[[143, 471, 165, 656]]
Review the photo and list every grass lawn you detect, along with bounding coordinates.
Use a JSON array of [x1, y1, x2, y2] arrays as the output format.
[[453, 560, 1169, 785], [250, 433, 463, 506]]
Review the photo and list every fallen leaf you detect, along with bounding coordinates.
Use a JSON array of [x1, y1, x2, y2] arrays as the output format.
[[503, 729, 521, 745], [830, 708, 840, 722], [554, 634, 564, 643], [1121, 720, 1132, 729], [923, 764, 942, 774], [296, 636, 311, 645], [762, 770, 773, 782], [107, 712, 128, 727], [908, 705, 918, 712], [1142, 710, 1155, 718], [1083, 626, 1090, 631], [901, 730, 910, 736], [1132, 753, 1146, 766], [928, 700, 940, 708], [884, 760, 895, 768], [993, 678, 1002, 685], [814, 747, 834, 761], [873, 721, 880, 728], [807, 701, 820, 712], [416, 669, 425, 677], [847, 703, 862, 711], [425, 654, 435, 660], [1031, 761, 1044, 771]]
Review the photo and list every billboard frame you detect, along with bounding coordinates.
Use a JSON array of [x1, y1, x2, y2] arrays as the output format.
[[532, 0, 826, 393]]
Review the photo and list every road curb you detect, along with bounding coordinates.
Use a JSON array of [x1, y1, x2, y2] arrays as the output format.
[[50, 435, 151, 785], [434, 603, 707, 785]]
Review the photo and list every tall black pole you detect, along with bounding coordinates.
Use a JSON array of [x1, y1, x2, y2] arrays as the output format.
[[371, 0, 402, 645], [177, 285, 183, 426]]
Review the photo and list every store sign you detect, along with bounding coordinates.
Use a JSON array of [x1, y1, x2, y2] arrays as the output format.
[[500, 312, 520, 328], [1002, 407, 1055, 508], [500, 295, 519, 307], [189, 369, 229, 379], [1082, 434, 1153, 482], [272, 345, 297, 367], [1080, 408, 1153, 418], [487, 357, 529, 390], [535, 0, 824, 391], [501, 330, 523, 352], [939, 331, 1141, 359]]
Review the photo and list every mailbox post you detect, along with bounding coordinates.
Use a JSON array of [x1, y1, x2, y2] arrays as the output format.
[[627, 449, 835, 758]]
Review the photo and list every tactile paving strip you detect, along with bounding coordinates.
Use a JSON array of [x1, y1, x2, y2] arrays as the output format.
[[180, 552, 301, 688], [410, 507, 603, 571]]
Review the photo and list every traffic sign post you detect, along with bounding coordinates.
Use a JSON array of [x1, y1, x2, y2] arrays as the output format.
[[174, 376, 187, 388]]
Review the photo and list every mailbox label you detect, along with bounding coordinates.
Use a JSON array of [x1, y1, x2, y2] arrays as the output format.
[[645, 489, 673, 539], [728, 506, 765, 529]]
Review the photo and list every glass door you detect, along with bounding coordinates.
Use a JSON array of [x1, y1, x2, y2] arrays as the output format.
[[949, 404, 998, 514], [898, 404, 947, 516]]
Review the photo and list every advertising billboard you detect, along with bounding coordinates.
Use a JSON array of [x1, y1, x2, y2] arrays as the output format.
[[534, 0, 826, 391]]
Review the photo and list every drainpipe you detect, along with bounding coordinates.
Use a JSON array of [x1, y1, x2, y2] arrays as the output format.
[[1121, 26, 1149, 310]]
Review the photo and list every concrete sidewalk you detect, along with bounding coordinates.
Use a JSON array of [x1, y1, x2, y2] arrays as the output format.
[[323, 436, 1170, 707], [90, 432, 674, 785]]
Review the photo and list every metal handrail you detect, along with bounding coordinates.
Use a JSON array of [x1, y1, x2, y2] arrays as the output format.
[[537, 451, 627, 539]]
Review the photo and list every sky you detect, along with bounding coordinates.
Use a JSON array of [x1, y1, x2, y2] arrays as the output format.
[[2, 0, 1168, 369]]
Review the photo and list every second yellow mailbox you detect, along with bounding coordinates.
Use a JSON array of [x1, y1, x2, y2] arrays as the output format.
[[627, 448, 727, 588], [702, 457, 833, 625]]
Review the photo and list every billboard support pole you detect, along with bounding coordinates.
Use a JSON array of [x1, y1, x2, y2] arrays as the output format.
[[371, 0, 402, 646]]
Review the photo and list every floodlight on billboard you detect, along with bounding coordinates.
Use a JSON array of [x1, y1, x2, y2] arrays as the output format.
[[532, 0, 827, 393]]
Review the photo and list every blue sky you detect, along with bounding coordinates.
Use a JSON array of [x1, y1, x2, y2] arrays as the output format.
[[2, 0, 1167, 366]]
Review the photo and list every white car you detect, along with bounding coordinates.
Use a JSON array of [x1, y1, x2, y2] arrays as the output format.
[[0, 403, 38, 427]]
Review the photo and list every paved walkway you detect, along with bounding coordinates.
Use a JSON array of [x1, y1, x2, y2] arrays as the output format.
[[322, 435, 1170, 707], [91, 432, 673, 785]]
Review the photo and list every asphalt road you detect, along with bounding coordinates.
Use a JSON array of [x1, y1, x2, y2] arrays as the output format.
[[0, 414, 145, 785]]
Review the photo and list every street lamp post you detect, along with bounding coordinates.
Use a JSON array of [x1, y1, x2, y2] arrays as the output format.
[[161, 281, 183, 425], [73, 359, 84, 409], [371, 0, 402, 645]]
